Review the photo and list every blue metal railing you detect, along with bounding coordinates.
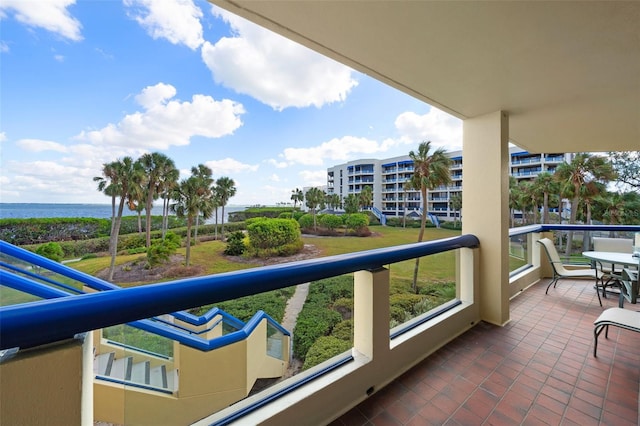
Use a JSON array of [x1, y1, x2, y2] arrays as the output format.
[[0, 235, 479, 350], [0, 241, 289, 351], [509, 224, 640, 237]]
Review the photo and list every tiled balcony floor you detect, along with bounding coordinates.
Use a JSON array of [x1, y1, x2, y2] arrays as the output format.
[[332, 278, 640, 425]]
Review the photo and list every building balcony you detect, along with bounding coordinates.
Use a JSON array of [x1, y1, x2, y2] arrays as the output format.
[[332, 275, 639, 425], [2, 225, 639, 425]]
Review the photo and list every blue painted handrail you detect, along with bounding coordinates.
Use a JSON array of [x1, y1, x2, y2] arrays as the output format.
[[509, 224, 640, 237], [0, 269, 288, 351], [0, 234, 479, 350], [0, 241, 251, 329]]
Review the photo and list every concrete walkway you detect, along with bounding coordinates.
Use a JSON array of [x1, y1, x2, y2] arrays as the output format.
[[281, 283, 310, 333], [280, 283, 310, 378]]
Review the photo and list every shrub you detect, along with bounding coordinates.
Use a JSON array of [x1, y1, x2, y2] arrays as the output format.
[[224, 231, 246, 255], [127, 247, 147, 255], [319, 214, 343, 231], [146, 232, 180, 267], [35, 242, 64, 262], [293, 307, 342, 360], [389, 293, 424, 322], [343, 213, 369, 232], [120, 234, 145, 251], [332, 297, 353, 320], [247, 218, 301, 249], [302, 336, 352, 370], [247, 240, 304, 258], [297, 214, 314, 231], [193, 287, 295, 323], [331, 319, 353, 341], [293, 275, 352, 360]]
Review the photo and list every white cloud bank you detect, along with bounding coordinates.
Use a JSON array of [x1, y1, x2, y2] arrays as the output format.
[[201, 7, 358, 110], [283, 136, 394, 166], [75, 83, 245, 150], [124, 0, 204, 50], [395, 108, 462, 151], [205, 158, 259, 175], [0, 0, 82, 41]]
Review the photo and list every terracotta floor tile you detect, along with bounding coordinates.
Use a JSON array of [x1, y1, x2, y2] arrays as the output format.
[[335, 278, 639, 425]]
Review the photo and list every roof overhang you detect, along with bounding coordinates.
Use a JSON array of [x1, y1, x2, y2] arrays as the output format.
[[210, 1, 639, 154]]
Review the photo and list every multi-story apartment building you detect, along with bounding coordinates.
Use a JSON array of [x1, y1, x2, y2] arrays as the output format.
[[327, 148, 573, 222]]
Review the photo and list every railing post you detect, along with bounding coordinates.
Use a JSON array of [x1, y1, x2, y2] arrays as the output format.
[[353, 268, 390, 360]]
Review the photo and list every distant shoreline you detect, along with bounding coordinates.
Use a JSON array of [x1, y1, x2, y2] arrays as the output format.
[[0, 203, 248, 221]]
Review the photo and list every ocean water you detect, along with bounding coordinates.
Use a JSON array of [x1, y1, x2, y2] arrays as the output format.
[[0, 203, 247, 222]]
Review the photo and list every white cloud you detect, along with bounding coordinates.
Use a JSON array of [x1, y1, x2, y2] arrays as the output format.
[[299, 170, 327, 186], [134, 82, 176, 109], [0, 41, 9, 53], [283, 136, 387, 166], [0, 132, 7, 142], [201, 7, 358, 110], [266, 158, 288, 169], [54, 54, 64, 62], [0, 0, 82, 41], [74, 83, 245, 150], [205, 158, 258, 175], [269, 174, 280, 182], [124, 0, 204, 50], [17, 139, 68, 152], [3, 160, 102, 201], [395, 108, 462, 150]]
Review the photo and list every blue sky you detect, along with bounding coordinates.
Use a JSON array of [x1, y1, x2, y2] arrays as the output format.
[[0, 0, 462, 206]]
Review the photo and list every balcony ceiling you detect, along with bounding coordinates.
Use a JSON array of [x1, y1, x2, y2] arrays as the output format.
[[210, 1, 639, 154]]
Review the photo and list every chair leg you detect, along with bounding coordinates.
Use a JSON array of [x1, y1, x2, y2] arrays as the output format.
[[546, 278, 558, 294], [594, 324, 609, 357], [595, 278, 602, 307]]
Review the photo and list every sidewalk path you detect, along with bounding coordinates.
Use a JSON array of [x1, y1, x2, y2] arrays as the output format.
[[281, 282, 309, 333], [281, 283, 310, 378]]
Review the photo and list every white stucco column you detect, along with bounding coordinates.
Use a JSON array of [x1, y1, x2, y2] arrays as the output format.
[[462, 111, 510, 326]]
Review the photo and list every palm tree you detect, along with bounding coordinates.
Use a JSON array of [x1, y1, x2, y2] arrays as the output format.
[[554, 153, 615, 256], [532, 172, 558, 224], [291, 188, 304, 209], [449, 193, 462, 228], [139, 152, 176, 248], [159, 162, 179, 240], [170, 177, 201, 266], [94, 161, 119, 236], [215, 176, 237, 239], [343, 193, 359, 214], [358, 186, 373, 211], [407, 141, 452, 292], [305, 187, 326, 230], [517, 180, 540, 224], [325, 193, 341, 211], [95, 157, 144, 280], [191, 164, 214, 243]]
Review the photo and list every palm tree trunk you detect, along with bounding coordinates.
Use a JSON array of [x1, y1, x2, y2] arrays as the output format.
[[214, 208, 219, 240], [221, 206, 226, 239], [564, 196, 580, 257], [162, 196, 168, 239], [185, 217, 193, 266], [544, 195, 549, 223], [107, 199, 126, 281], [413, 187, 428, 293], [145, 201, 152, 248], [195, 214, 200, 243]]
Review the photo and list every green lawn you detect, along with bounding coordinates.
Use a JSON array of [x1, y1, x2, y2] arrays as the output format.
[[69, 226, 463, 287]]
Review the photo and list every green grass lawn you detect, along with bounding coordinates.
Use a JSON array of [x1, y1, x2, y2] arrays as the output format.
[[68, 226, 462, 287]]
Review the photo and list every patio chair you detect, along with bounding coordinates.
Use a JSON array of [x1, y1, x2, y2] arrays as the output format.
[[593, 237, 634, 299], [537, 238, 604, 306]]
